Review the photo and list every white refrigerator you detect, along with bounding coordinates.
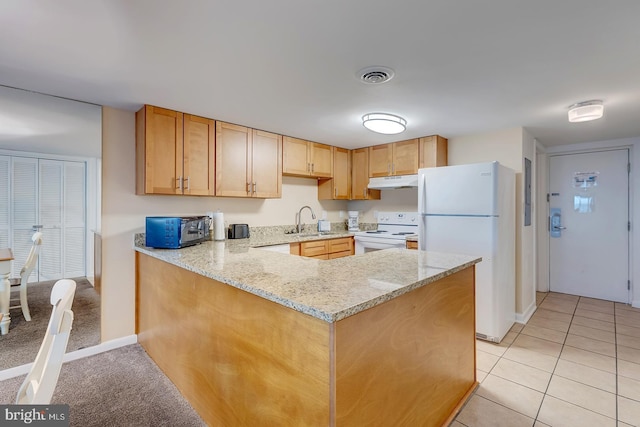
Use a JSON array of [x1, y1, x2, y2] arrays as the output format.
[[418, 161, 516, 343]]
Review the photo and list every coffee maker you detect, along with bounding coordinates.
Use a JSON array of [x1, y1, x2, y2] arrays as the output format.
[[348, 211, 359, 231]]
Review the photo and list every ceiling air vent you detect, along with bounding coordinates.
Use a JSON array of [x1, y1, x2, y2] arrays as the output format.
[[358, 66, 395, 84]]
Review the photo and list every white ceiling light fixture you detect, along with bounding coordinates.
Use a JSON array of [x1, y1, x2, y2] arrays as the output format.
[[568, 100, 604, 123], [362, 113, 407, 134]]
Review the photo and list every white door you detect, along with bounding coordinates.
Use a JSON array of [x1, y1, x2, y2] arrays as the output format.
[[0, 155, 86, 281], [11, 157, 39, 279], [38, 159, 86, 280], [549, 149, 629, 302]]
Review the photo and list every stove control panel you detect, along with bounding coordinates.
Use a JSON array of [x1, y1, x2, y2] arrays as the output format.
[[377, 212, 419, 225]]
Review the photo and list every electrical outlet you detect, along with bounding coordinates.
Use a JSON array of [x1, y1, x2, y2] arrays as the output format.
[[339, 211, 345, 218]]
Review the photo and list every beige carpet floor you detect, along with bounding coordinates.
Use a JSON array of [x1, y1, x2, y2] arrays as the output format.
[[0, 277, 100, 370]]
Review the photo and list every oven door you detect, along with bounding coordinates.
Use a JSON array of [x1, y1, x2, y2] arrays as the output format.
[[354, 236, 406, 254]]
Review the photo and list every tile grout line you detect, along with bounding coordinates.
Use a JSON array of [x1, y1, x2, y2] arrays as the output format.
[[530, 294, 579, 423], [458, 293, 634, 425], [534, 294, 619, 424]]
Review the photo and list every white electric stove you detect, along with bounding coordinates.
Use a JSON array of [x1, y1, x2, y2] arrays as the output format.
[[353, 212, 418, 254]]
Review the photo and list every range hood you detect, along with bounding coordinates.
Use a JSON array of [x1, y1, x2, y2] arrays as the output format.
[[367, 174, 419, 190]]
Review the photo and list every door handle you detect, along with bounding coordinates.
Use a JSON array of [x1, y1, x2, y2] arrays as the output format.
[[550, 208, 565, 237]]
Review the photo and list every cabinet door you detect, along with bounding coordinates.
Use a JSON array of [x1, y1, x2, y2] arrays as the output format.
[[310, 143, 333, 178], [419, 135, 448, 168], [137, 105, 183, 195], [300, 240, 328, 257], [216, 121, 251, 197], [328, 237, 353, 254], [283, 136, 310, 176], [351, 148, 380, 200], [392, 139, 419, 176], [183, 114, 215, 196], [332, 147, 350, 199], [251, 129, 282, 198], [369, 143, 392, 177], [319, 147, 350, 200]]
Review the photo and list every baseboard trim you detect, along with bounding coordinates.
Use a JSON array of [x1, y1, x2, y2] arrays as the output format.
[[0, 334, 138, 381], [515, 301, 537, 325], [633, 299, 640, 309]]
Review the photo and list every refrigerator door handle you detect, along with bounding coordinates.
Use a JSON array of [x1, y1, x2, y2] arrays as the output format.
[[419, 173, 427, 214]]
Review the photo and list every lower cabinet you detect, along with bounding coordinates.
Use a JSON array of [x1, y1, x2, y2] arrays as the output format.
[[290, 236, 354, 259], [406, 240, 418, 250]]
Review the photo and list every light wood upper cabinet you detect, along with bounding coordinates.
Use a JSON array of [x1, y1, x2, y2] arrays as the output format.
[[310, 143, 333, 177], [136, 105, 214, 195], [216, 122, 282, 198], [283, 136, 333, 178], [318, 147, 350, 200], [368, 143, 393, 177], [183, 114, 215, 195], [393, 139, 420, 175], [368, 139, 419, 177], [251, 129, 282, 198], [351, 148, 380, 200], [419, 135, 448, 168]]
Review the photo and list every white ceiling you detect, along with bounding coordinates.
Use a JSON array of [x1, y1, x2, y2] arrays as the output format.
[[1, 0, 639, 149]]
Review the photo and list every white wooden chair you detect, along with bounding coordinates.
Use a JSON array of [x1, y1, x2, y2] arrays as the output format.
[[15, 279, 76, 405], [10, 231, 43, 321]]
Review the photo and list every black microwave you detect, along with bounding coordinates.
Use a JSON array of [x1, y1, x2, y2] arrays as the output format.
[[145, 216, 210, 249]]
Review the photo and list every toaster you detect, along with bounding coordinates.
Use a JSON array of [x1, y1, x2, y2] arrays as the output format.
[[145, 216, 210, 249], [228, 224, 250, 239]]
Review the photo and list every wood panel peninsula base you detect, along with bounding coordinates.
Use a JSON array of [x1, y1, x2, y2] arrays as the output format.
[[136, 252, 478, 426]]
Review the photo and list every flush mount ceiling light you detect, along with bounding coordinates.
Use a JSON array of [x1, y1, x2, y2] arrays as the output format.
[[568, 100, 604, 123], [362, 113, 407, 134]]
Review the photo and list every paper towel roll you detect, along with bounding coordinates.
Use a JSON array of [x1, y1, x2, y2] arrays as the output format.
[[212, 211, 225, 241]]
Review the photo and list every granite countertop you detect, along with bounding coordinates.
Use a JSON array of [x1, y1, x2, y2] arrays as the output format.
[[133, 235, 480, 323]]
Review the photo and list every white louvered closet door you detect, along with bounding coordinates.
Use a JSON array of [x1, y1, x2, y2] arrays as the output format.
[[39, 160, 64, 280], [11, 157, 39, 279], [38, 159, 86, 281], [63, 161, 86, 278], [4, 156, 86, 281], [0, 156, 9, 250]]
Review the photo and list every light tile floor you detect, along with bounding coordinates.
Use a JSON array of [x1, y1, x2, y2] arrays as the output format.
[[453, 292, 640, 427]]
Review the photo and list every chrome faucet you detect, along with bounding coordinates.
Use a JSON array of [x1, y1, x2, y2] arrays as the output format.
[[297, 205, 317, 233]]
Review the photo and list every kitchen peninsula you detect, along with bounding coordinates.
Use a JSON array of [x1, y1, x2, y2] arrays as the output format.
[[135, 235, 480, 426]]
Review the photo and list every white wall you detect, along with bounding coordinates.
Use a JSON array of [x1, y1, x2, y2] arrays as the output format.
[[448, 127, 536, 321], [521, 128, 536, 321], [536, 142, 549, 292], [101, 107, 349, 340], [347, 188, 418, 222], [545, 136, 639, 308]]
